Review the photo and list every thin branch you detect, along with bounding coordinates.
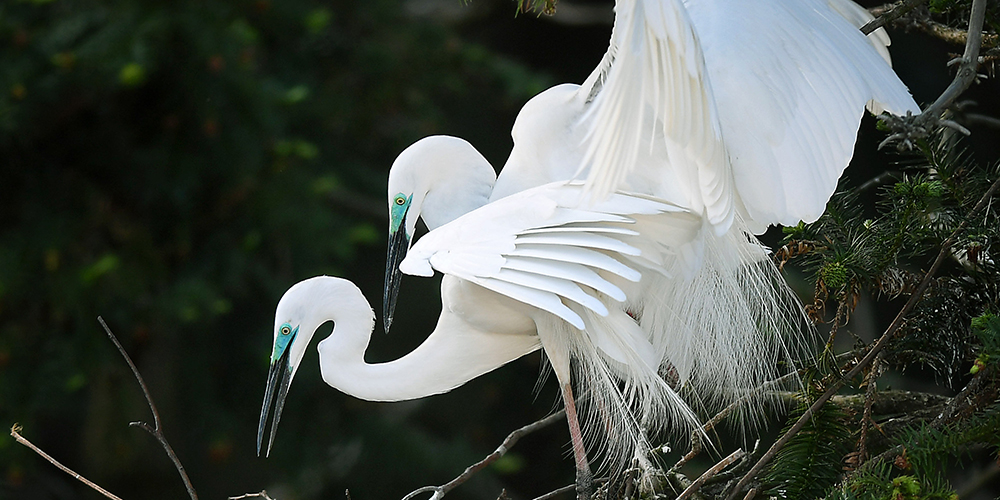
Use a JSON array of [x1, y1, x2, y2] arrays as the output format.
[[532, 478, 608, 500], [11, 424, 124, 500], [229, 492, 277, 500], [98, 316, 199, 500], [726, 174, 1000, 499], [401, 410, 566, 500], [855, 352, 884, 467], [677, 449, 746, 500], [672, 370, 799, 471], [861, 0, 928, 35], [923, 0, 989, 117], [880, 0, 990, 149]]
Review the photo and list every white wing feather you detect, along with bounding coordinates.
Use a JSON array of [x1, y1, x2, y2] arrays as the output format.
[[580, 0, 732, 230], [400, 182, 691, 329], [576, 0, 919, 231], [683, 0, 920, 226]]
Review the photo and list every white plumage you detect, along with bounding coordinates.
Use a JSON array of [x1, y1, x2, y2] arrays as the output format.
[[260, 0, 921, 496]]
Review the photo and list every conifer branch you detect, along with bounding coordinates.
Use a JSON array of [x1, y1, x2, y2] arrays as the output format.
[[727, 174, 1000, 499]]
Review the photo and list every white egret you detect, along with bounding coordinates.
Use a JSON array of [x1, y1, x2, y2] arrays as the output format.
[[263, 180, 783, 498], [263, 0, 924, 495], [377, 0, 919, 489], [385, 0, 921, 325]]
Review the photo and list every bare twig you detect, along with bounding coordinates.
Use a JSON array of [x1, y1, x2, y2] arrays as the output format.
[[401, 410, 566, 500], [98, 316, 199, 500], [532, 478, 608, 500], [10, 424, 124, 500], [229, 491, 277, 500], [726, 175, 1000, 499], [677, 449, 746, 500], [672, 371, 799, 471], [880, 0, 990, 149], [861, 0, 928, 35], [855, 352, 884, 467]]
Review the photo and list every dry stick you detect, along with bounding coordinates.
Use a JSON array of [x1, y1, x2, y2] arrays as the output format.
[[676, 449, 746, 500], [229, 492, 277, 500], [861, 0, 928, 36], [920, 0, 989, 118], [726, 174, 1000, 500], [401, 410, 567, 500], [10, 424, 124, 500], [855, 352, 884, 466], [672, 371, 800, 471], [881, 0, 990, 147], [97, 316, 199, 500], [532, 478, 609, 500]]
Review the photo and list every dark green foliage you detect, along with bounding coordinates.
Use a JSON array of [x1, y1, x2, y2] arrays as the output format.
[[0, 1, 554, 498], [781, 135, 1000, 378], [775, 131, 999, 499], [763, 394, 852, 499], [831, 405, 1000, 500]]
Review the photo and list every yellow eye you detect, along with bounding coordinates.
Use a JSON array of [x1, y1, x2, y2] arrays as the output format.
[[395, 196, 406, 206], [280, 326, 291, 335]]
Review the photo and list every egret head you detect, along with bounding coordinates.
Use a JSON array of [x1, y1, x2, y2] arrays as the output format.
[[384, 136, 496, 333], [257, 278, 330, 457]]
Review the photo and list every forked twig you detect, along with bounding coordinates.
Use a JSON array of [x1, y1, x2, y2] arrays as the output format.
[[229, 491, 277, 500], [726, 175, 1000, 499], [677, 449, 746, 500], [401, 410, 567, 500], [10, 424, 124, 500], [673, 370, 800, 471], [98, 316, 199, 500], [879, 0, 990, 149]]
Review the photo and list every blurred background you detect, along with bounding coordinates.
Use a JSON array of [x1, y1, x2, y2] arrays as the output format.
[[1, 1, 997, 499]]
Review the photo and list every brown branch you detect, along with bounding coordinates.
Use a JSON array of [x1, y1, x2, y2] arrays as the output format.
[[855, 352, 884, 467], [229, 492, 277, 500], [532, 478, 609, 500], [10, 424, 124, 500], [676, 449, 746, 500], [862, 0, 928, 35], [878, 0, 991, 149], [672, 370, 800, 471], [401, 410, 566, 500], [98, 316, 199, 500], [726, 174, 1000, 499]]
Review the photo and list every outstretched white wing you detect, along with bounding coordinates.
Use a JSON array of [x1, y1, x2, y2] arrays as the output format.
[[578, 0, 920, 231], [684, 0, 920, 227], [579, 0, 732, 230], [400, 182, 696, 329]]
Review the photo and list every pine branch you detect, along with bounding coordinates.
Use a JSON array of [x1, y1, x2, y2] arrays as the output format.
[[726, 174, 1000, 499]]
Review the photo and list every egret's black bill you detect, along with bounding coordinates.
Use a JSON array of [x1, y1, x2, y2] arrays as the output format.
[[257, 346, 293, 457], [383, 224, 410, 334]]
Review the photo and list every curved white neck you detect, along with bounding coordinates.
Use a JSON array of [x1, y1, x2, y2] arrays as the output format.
[[315, 292, 539, 402]]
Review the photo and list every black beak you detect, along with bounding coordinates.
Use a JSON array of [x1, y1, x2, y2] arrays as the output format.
[[257, 346, 293, 457], [383, 225, 410, 334]]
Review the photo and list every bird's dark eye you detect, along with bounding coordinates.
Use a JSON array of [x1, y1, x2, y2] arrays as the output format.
[[395, 196, 406, 206], [280, 326, 291, 335]]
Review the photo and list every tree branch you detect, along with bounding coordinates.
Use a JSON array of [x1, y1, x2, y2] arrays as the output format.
[[98, 316, 199, 500], [861, 0, 928, 36], [401, 410, 566, 500], [880, 0, 990, 149], [677, 449, 746, 500], [726, 174, 1000, 499], [10, 424, 124, 500]]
